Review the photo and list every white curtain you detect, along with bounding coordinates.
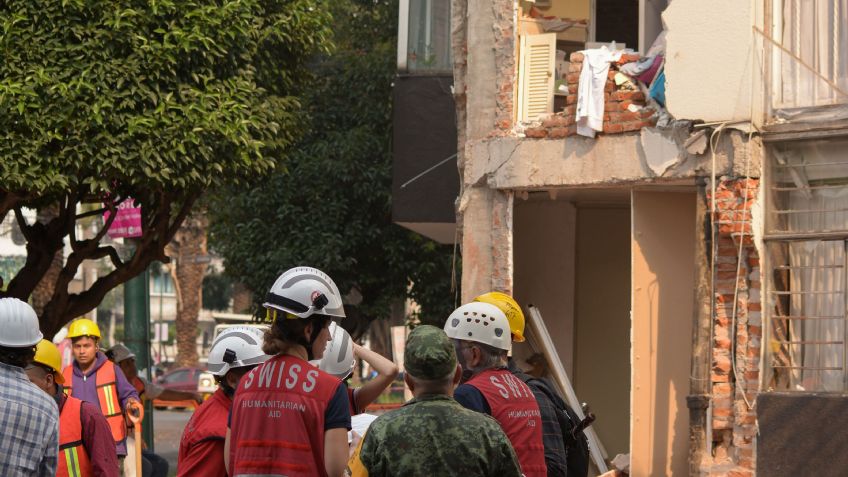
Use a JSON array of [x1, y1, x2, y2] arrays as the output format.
[[778, 0, 848, 108], [784, 141, 848, 391]]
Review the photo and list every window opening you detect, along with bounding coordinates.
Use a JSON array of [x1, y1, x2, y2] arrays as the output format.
[[765, 138, 848, 392]]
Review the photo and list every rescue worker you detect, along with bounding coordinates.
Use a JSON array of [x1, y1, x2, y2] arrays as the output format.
[[347, 325, 522, 477], [317, 322, 398, 415], [177, 326, 270, 477], [475, 292, 569, 477], [106, 344, 201, 477], [62, 319, 141, 463], [445, 301, 548, 477], [26, 339, 119, 477], [225, 266, 352, 477], [0, 298, 59, 476]]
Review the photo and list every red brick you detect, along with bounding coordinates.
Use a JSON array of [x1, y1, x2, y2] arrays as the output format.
[[604, 81, 614, 93], [617, 53, 641, 64], [525, 128, 547, 139], [602, 123, 623, 134], [604, 101, 620, 112], [748, 303, 761, 312], [712, 372, 730, 382], [568, 84, 577, 94], [570, 52, 584, 63], [541, 116, 569, 128], [716, 337, 731, 349], [640, 108, 656, 119], [566, 73, 581, 84], [611, 90, 646, 102], [548, 127, 568, 139], [563, 105, 576, 117], [610, 111, 641, 123], [566, 124, 577, 136], [621, 121, 645, 132], [566, 94, 577, 105], [607, 70, 617, 80], [568, 62, 583, 74], [496, 119, 511, 130], [713, 407, 732, 417]]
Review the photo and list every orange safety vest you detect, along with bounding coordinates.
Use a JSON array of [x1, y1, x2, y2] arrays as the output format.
[[57, 396, 94, 477], [63, 361, 127, 444]]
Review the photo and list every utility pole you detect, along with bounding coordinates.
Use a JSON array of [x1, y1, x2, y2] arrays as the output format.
[[124, 264, 154, 449]]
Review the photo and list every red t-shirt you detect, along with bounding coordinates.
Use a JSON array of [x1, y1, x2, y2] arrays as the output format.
[[177, 388, 231, 477]]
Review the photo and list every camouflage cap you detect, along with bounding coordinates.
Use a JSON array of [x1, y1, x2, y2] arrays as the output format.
[[404, 325, 457, 380]]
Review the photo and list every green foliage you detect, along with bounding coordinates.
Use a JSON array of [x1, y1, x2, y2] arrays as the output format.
[[0, 0, 332, 197], [0, 0, 333, 334], [202, 270, 232, 311], [209, 0, 456, 326]]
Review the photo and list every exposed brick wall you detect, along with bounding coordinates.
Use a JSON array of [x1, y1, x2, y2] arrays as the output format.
[[706, 178, 761, 477], [523, 52, 656, 139], [494, 0, 516, 134]]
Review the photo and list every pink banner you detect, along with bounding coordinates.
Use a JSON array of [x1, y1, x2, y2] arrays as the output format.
[[103, 198, 142, 239]]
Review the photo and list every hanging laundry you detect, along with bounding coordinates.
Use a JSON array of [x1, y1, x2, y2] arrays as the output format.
[[576, 46, 623, 138]]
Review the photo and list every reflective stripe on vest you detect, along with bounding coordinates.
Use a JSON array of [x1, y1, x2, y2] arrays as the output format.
[[467, 368, 548, 477], [57, 396, 94, 477], [63, 361, 127, 444], [230, 355, 341, 477]]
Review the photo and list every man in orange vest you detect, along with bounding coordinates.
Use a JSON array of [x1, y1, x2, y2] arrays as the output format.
[[62, 319, 140, 463], [445, 302, 548, 477], [107, 343, 201, 477], [26, 339, 119, 477]]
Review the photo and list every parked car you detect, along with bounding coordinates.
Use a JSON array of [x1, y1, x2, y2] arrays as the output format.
[[154, 367, 203, 409]]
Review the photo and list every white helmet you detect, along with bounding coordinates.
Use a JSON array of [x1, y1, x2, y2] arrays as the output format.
[[263, 266, 345, 319], [207, 326, 271, 377], [0, 298, 43, 347], [444, 302, 511, 351], [319, 322, 355, 378]]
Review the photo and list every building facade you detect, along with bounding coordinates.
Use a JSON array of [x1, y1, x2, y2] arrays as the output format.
[[394, 0, 848, 475]]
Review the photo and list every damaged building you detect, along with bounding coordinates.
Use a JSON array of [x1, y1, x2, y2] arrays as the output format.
[[392, 0, 848, 475]]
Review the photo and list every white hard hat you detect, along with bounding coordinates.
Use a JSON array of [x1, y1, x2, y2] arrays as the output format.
[[318, 322, 355, 378], [0, 298, 43, 347], [263, 266, 345, 319], [444, 302, 511, 351], [207, 326, 271, 377]]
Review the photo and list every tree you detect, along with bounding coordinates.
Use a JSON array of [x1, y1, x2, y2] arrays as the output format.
[[168, 211, 208, 366], [209, 0, 456, 338], [0, 0, 332, 337]]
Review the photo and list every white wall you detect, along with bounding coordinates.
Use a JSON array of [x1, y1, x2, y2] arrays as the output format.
[[663, 0, 764, 123]]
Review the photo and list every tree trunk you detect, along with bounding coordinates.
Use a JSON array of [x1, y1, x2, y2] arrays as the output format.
[[170, 212, 208, 367], [31, 204, 63, 319]]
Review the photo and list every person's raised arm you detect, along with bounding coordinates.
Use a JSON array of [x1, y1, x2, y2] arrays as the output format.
[[352, 343, 398, 412], [224, 428, 231, 475], [323, 428, 349, 477]]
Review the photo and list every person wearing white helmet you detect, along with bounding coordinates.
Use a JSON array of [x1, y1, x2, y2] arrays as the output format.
[[0, 297, 59, 476], [177, 326, 270, 477], [445, 302, 547, 477], [225, 266, 352, 477], [318, 322, 398, 416]]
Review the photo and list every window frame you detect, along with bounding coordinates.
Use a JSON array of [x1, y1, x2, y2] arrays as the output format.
[[762, 135, 848, 393]]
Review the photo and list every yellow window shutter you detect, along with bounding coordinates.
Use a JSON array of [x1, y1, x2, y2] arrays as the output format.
[[517, 33, 556, 122]]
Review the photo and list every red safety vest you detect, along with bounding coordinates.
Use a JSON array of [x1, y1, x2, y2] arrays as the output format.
[[229, 355, 341, 477], [177, 388, 231, 477], [63, 361, 127, 444], [466, 368, 548, 477], [57, 396, 94, 477]]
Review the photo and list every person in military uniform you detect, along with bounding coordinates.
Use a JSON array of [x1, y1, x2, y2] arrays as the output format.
[[347, 325, 522, 477]]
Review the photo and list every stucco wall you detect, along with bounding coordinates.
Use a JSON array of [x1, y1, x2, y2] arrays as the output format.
[[663, 0, 761, 123]]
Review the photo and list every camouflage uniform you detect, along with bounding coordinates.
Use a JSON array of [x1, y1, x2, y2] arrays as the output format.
[[347, 325, 522, 477]]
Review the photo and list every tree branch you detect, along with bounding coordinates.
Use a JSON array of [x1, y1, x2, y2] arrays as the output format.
[[14, 206, 34, 241]]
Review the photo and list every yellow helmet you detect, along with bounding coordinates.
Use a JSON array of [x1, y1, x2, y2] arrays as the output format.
[[473, 291, 525, 342], [67, 318, 101, 340], [33, 339, 65, 384]]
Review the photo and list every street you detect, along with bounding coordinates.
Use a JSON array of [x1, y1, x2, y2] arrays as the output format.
[[152, 408, 194, 476]]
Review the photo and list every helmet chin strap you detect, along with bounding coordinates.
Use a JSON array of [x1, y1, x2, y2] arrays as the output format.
[[304, 317, 329, 361]]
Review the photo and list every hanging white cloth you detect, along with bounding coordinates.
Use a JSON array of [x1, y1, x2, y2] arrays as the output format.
[[576, 46, 622, 138]]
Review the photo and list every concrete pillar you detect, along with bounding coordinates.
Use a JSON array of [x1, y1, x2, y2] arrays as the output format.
[[460, 187, 513, 302]]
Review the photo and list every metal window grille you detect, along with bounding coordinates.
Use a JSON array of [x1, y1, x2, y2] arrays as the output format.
[[765, 139, 848, 392]]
